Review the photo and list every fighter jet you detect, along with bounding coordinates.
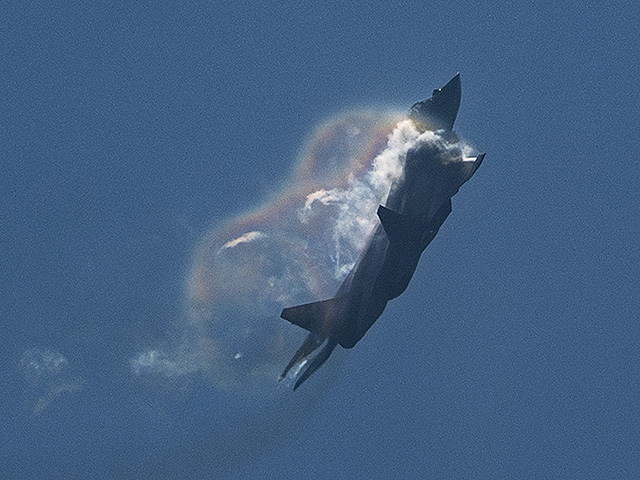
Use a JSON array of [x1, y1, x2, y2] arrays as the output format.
[[280, 73, 485, 389]]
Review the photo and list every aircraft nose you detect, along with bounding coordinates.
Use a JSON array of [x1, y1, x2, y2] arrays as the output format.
[[447, 72, 461, 90], [437, 73, 461, 106], [408, 73, 462, 132]]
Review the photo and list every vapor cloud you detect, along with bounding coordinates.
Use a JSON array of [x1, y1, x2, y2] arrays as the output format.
[[129, 110, 476, 395], [19, 348, 84, 415]]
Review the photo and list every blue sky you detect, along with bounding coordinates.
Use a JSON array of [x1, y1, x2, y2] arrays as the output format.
[[2, 1, 639, 479]]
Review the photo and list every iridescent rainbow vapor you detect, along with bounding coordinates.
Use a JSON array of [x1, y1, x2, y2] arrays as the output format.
[[187, 110, 403, 311], [132, 108, 412, 394]]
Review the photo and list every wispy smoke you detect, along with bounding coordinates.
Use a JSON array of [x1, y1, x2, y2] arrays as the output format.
[[18, 348, 84, 415], [219, 231, 267, 252], [299, 120, 420, 276]]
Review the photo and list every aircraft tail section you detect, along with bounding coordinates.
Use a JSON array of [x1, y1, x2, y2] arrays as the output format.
[[281, 297, 345, 336], [279, 332, 338, 390], [292, 337, 337, 390]]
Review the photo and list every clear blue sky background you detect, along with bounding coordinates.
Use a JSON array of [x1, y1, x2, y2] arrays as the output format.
[[2, 1, 639, 479]]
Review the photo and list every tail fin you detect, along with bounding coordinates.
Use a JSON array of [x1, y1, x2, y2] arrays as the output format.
[[280, 297, 344, 389], [281, 297, 345, 336], [279, 332, 338, 390], [293, 337, 337, 390], [278, 332, 324, 382]]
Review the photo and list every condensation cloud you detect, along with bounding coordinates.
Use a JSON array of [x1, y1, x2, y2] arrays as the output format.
[[19, 348, 84, 415], [130, 109, 477, 399]]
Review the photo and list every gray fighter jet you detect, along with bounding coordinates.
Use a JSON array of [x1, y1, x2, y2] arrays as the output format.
[[280, 74, 485, 389]]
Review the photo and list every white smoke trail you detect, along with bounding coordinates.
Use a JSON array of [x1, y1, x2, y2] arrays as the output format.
[[19, 348, 84, 415], [298, 120, 420, 279]]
